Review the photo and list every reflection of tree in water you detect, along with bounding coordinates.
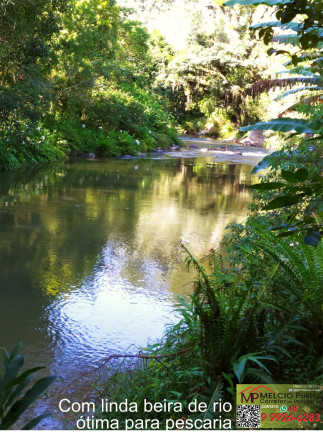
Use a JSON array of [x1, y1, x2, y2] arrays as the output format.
[[0, 158, 252, 304]]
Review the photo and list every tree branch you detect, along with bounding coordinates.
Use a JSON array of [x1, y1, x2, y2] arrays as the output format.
[[59, 348, 190, 394]]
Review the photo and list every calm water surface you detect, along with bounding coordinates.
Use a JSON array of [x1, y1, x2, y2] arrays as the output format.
[[0, 151, 260, 426]]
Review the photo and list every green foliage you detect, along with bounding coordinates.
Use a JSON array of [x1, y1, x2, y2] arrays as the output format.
[[99, 229, 322, 423], [96, 325, 208, 428], [142, 0, 277, 136], [240, 117, 321, 133], [227, 0, 323, 246], [0, 0, 179, 170], [0, 343, 55, 430], [0, 115, 67, 170], [225, 0, 323, 52], [249, 168, 322, 244], [233, 352, 276, 383], [97, 0, 322, 423]]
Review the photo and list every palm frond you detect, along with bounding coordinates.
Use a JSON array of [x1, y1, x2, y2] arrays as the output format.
[[251, 21, 301, 32], [272, 34, 300, 45], [284, 53, 323, 66], [275, 86, 323, 101], [249, 77, 321, 95], [277, 67, 319, 77], [278, 95, 323, 115], [240, 118, 316, 133], [224, 0, 293, 6]]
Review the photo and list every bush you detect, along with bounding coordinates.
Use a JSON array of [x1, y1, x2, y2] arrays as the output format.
[[0, 115, 67, 171], [0, 343, 55, 429]]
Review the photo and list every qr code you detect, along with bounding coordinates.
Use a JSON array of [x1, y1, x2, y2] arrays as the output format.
[[236, 405, 261, 428]]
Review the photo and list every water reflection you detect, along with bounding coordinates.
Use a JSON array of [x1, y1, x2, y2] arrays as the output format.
[[0, 157, 252, 384]]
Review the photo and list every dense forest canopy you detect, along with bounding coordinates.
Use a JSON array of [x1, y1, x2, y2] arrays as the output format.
[[118, 0, 282, 133], [0, 0, 180, 170], [1, 0, 313, 171]]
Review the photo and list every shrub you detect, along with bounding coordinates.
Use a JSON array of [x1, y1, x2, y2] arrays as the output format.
[[0, 343, 55, 429], [0, 115, 67, 171]]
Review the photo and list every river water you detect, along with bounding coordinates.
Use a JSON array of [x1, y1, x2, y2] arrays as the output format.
[[0, 141, 268, 428]]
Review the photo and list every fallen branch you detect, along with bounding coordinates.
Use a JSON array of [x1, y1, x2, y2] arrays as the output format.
[[59, 348, 190, 394]]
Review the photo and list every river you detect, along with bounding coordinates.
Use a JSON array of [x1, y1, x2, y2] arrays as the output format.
[[0, 139, 269, 428]]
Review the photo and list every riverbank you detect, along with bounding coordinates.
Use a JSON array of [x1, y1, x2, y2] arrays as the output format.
[[0, 129, 271, 173], [73, 135, 271, 166]]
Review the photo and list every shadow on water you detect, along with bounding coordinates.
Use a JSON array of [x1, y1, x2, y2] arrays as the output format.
[[0, 154, 255, 427]]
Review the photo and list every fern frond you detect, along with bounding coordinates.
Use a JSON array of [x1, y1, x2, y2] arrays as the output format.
[[182, 245, 209, 281], [284, 53, 323, 66], [253, 231, 317, 293], [211, 251, 225, 289], [245, 367, 275, 383], [312, 239, 323, 286]]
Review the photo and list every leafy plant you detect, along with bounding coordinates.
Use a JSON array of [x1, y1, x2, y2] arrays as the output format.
[[240, 117, 322, 134], [0, 343, 55, 430], [249, 167, 323, 245], [233, 352, 276, 383]]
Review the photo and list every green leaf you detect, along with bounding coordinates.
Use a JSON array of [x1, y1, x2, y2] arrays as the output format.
[[273, 346, 292, 358], [284, 336, 306, 347], [251, 152, 278, 173], [249, 182, 285, 190], [0, 376, 56, 429], [6, 367, 45, 408], [295, 168, 308, 181], [22, 412, 52, 430], [277, 66, 319, 77], [304, 230, 321, 247], [0, 355, 24, 400], [240, 118, 316, 134], [222, 372, 234, 389], [281, 170, 298, 182], [270, 223, 289, 231], [203, 381, 223, 420], [263, 194, 305, 210], [277, 229, 299, 237], [247, 356, 271, 374], [275, 85, 323, 101], [233, 357, 248, 382], [9, 344, 23, 361]]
